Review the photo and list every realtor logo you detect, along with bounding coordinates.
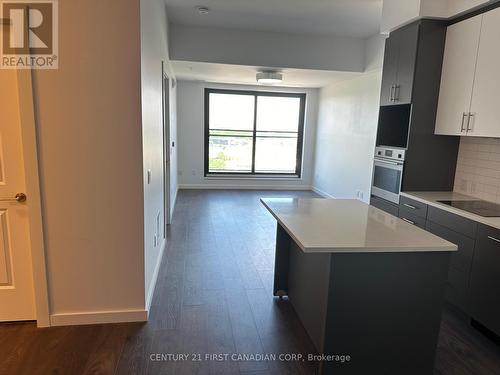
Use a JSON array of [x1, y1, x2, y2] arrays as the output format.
[[1, 0, 58, 69]]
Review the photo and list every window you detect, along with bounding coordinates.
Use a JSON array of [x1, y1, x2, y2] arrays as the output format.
[[205, 89, 306, 176]]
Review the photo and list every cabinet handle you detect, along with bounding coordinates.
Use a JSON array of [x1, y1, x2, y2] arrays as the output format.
[[389, 85, 395, 102], [402, 217, 415, 225], [467, 112, 475, 132], [403, 203, 416, 210], [394, 85, 400, 101], [487, 235, 500, 244], [461, 112, 468, 132]]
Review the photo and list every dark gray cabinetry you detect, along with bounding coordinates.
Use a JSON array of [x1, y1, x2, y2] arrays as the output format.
[[426, 220, 475, 313], [377, 19, 461, 192], [426, 206, 477, 314], [400, 196, 428, 217], [398, 196, 428, 230], [370, 195, 399, 216], [469, 224, 500, 336], [380, 23, 419, 105], [399, 207, 426, 229]]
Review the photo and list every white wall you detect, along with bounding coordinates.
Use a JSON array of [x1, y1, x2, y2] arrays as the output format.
[[32, 0, 145, 322], [365, 34, 387, 72], [381, 0, 495, 33], [140, 0, 178, 309], [176, 81, 319, 189], [170, 24, 365, 73], [312, 71, 383, 201]]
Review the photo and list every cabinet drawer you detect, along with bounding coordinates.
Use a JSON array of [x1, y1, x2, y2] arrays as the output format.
[[427, 206, 477, 238], [370, 196, 399, 217], [398, 207, 426, 229], [425, 221, 475, 273], [399, 196, 428, 219], [470, 224, 500, 336]]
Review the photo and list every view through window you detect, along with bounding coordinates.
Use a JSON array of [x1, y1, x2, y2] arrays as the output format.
[[205, 89, 305, 176]]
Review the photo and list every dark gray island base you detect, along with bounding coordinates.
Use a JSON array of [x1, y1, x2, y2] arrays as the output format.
[[273, 222, 452, 375]]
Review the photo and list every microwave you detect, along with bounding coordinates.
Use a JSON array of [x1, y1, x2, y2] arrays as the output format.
[[376, 104, 412, 149]]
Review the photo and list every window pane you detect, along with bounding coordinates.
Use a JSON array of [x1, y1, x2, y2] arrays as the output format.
[[209, 93, 255, 131], [208, 134, 253, 173], [254, 134, 298, 173], [256, 96, 301, 132]]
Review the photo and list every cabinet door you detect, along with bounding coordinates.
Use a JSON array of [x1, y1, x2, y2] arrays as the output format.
[[370, 196, 399, 217], [469, 225, 500, 336], [393, 23, 419, 104], [435, 15, 482, 136], [426, 220, 475, 314], [380, 35, 399, 106], [469, 7, 500, 137]]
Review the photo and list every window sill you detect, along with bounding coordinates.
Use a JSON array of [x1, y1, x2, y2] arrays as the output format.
[[204, 174, 301, 181]]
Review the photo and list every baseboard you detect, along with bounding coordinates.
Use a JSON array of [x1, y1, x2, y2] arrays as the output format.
[[50, 309, 148, 326], [146, 239, 166, 311], [178, 183, 312, 191], [312, 186, 336, 199]]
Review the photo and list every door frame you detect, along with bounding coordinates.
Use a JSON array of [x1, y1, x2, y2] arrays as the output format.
[[162, 62, 172, 229], [16, 69, 50, 327]]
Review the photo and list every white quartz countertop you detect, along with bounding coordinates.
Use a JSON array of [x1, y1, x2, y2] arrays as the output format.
[[261, 198, 457, 253], [401, 191, 500, 230]]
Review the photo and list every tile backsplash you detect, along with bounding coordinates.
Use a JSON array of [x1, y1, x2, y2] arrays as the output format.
[[454, 137, 500, 203]]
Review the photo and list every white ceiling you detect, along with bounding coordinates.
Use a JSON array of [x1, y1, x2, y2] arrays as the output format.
[[171, 61, 361, 88], [165, 0, 383, 38]]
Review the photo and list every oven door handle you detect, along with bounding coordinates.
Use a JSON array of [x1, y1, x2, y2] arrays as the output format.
[[374, 158, 403, 167]]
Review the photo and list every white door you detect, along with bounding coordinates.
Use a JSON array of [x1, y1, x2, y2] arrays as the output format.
[[0, 70, 36, 321], [435, 14, 482, 136], [469, 7, 500, 137], [162, 65, 171, 228]]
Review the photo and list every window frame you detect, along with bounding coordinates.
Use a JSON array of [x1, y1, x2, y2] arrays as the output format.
[[204, 88, 306, 177]]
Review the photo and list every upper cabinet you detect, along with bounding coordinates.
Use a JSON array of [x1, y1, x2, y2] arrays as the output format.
[[380, 23, 419, 106], [469, 8, 500, 137], [435, 15, 482, 136], [435, 7, 500, 137]]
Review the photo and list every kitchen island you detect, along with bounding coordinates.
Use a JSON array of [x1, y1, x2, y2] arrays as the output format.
[[261, 198, 457, 375]]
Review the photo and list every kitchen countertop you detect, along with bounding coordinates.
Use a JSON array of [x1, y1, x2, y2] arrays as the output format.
[[261, 198, 457, 253], [401, 191, 500, 230]]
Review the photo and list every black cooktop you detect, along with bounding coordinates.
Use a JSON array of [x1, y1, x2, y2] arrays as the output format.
[[437, 200, 500, 217]]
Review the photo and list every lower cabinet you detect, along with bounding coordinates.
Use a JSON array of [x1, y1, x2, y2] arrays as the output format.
[[469, 224, 500, 336], [396, 197, 500, 337], [399, 207, 426, 229], [426, 220, 475, 314], [370, 195, 399, 216]]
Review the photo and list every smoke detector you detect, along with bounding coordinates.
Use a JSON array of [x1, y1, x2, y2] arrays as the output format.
[[196, 6, 210, 15]]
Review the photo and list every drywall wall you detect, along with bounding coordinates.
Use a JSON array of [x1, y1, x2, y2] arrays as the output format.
[[140, 0, 178, 309], [32, 0, 145, 320], [312, 70, 383, 201], [381, 0, 422, 33], [170, 24, 365, 73], [365, 34, 387, 72], [381, 0, 494, 33], [447, 0, 492, 16], [176, 81, 319, 189]]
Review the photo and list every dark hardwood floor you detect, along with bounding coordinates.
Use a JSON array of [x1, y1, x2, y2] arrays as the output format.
[[1, 190, 500, 375]]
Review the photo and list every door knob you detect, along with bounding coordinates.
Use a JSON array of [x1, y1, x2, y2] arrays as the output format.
[[0, 193, 27, 203]]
